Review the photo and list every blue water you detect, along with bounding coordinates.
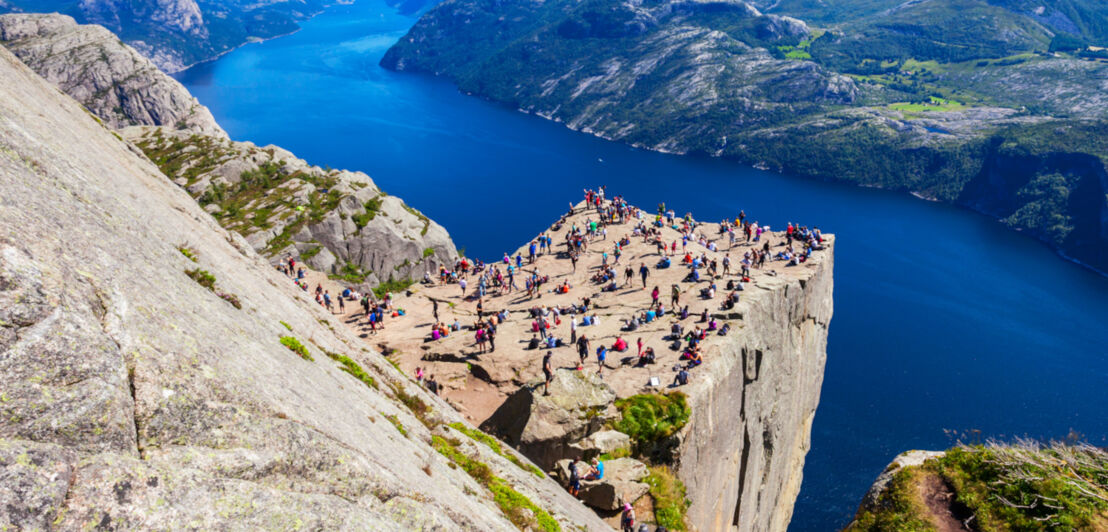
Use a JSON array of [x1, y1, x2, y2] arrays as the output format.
[[177, 1, 1108, 529]]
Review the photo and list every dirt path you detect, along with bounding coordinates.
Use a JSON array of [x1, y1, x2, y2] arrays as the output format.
[[919, 472, 972, 532]]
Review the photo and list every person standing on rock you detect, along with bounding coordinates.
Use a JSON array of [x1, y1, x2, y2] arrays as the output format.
[[487, 324, 496, 352], [459, 278, 467, 298], [639, 262, 649, 288], [432, 298, 439, 322], [542, 350, 554, 396], [671, 284, 681, 307], [596, 345, 607, 376], [576, 334, 589, 369], [651, 286, 660, 308]]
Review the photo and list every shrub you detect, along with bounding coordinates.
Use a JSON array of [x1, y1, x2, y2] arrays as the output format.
[[217, 292, 242, 309], [373, 277, 415, 299], [185, 268, 217, 290], [645, 465, 690, 530], [279, 336, 312, 361], [613, 392, 691, 445]]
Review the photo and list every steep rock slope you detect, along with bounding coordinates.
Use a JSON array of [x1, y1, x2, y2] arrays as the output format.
[[0, 45, 608, 530], [0, 13, 224, 135], [0, 15, 457, 289], [124, 126, 458, 287]]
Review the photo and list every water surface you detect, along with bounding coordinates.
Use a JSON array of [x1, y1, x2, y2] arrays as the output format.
[[177, 2, 1108, 528]]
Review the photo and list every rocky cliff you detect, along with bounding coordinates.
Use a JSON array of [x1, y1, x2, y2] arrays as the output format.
[[363, 199, 834, 530], [0, 13, 224, 136], [0, 0, 333, 72], [124, 126, 458, 288], [675, 242, 832, 532], [1, 15, 458, 290], [0, 44, 608, 530]]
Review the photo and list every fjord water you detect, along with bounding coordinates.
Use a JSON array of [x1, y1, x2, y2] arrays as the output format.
[[177, 1, 1108, 529]]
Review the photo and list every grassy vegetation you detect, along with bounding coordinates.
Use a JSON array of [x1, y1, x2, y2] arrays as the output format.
[[184, 268, 217, 290], [423, 247, 435, 258], [280, 321, 293, 331], [645, 465, 690, 531], [392, 383, 434, 428], [613, 392, 691, 446], [177, 245, 198, 262], [848, 441, 1108, 531], [300, 246, 322, 260], [329, 262, 372, 284], [135, 132, 347, 257], [449, 422, 545, 478], [323, 349, 378, 390], [373, 277, 415, 299], [279, 336, 312, 361], [888, 96, 965, 116], [351, 197, 382, 231], [432, 435, 561, 531], [385, 414, 408, 437]]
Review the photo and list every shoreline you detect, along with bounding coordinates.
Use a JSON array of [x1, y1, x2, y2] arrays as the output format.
[[470, 92, 1108, 279]]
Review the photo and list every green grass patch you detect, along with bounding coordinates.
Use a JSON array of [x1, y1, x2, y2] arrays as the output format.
[[848, 441, 1108, 531], [385, 414, 407, 437], [300, 246, 322, 260], [329, 262, 371, 284], [280, 321, 292, 331], [431, 435, 560, 531], [373, 277, 415, 299], [449, 422, 545, 478], [393, 384, 433, 428], [888, 96, 965, 115], [645, 465, 690, 531], [177, 246, 198, 262], [279, 336, 312, 361], [613, 392, 691, 445], [185, 268, 217, 290], [423, 247, 435, 258], [323, 350, 378, 390]]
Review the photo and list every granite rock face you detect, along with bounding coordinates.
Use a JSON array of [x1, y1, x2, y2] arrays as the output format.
[[124, 126, 458, 288], [0, 13, 225, 136], [673, 245, 833, 532], [0, 46, 609, 531], [483, 369, 618, 470]]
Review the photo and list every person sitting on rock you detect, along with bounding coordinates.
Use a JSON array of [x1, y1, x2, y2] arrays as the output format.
[[528, 334, 540, 350], [583, 457, 604, 481], [613, 337, 628, 352], [640, 347, 656, 366], [673, 367, 689, 387], [718, 323, 731, 336]]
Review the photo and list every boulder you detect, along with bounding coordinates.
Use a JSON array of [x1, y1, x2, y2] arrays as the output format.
[[482, 369, 617, 469], [578, 458, 650, 511], [569, 430, 631, 458]]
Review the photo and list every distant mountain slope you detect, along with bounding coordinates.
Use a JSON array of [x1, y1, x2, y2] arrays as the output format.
[[0, 0, 336, 71], [383, 0, 1108, 273], [0, 13, 224, 134]]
